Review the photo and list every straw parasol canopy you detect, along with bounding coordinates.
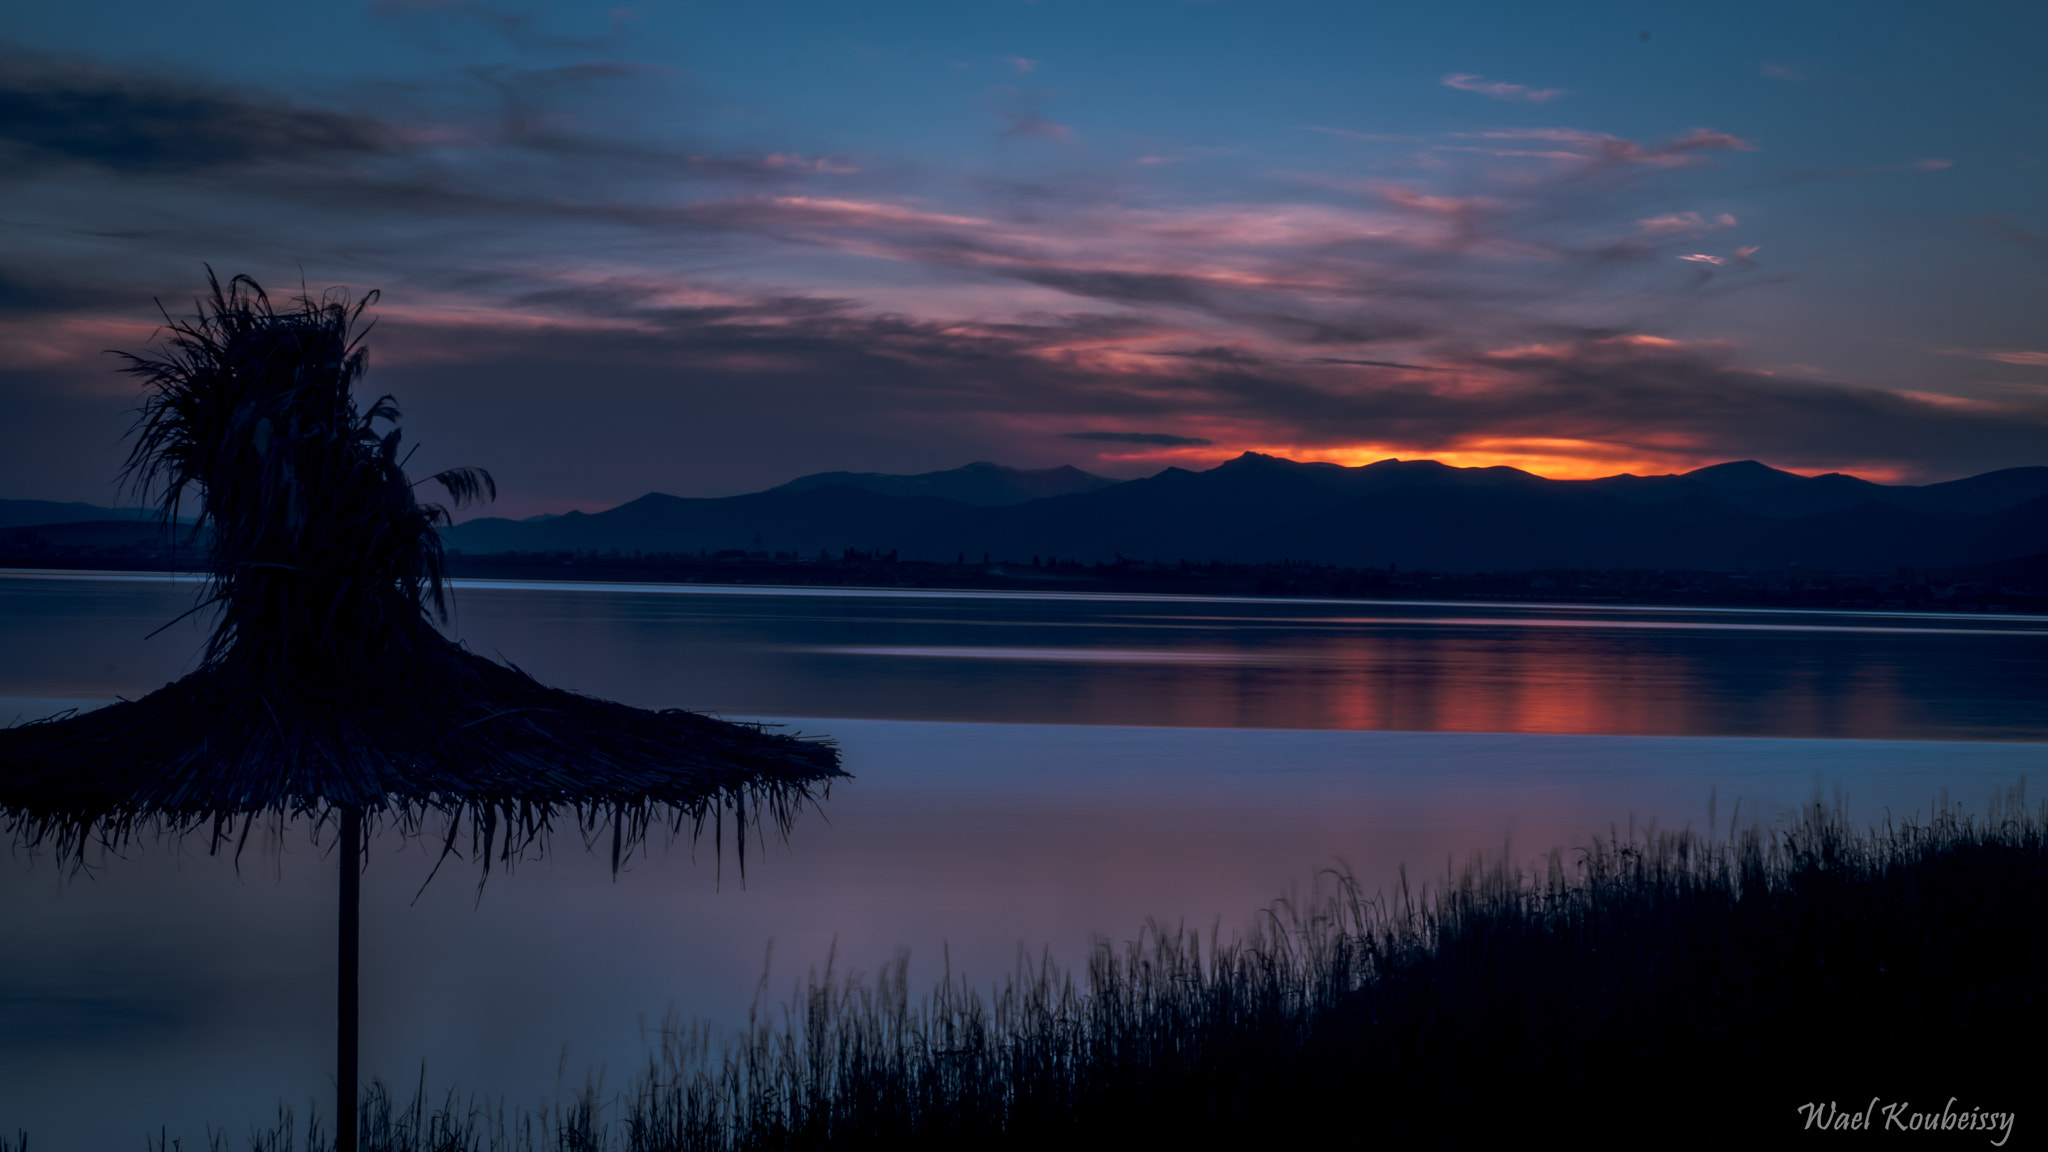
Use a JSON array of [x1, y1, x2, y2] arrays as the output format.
[[0, 270, 843, 1148]]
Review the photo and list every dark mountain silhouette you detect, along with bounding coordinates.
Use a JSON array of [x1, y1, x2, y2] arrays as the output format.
[[886, 454, 2048, 569], [770, 461, 1122, 505], [26, 455, 2045, 574], [440, 486, 974, 557], [901, 456, 1553, 563], [0, 499, 150, 530], [2, 519, 193, 549], [1230, 486, 2048, 572]]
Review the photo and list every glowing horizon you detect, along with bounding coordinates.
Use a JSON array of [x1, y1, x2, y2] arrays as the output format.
[[0, 2, 2042, 516]]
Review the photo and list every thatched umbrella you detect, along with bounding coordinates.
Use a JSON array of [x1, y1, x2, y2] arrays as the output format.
[[0, 272, 843, 1150]]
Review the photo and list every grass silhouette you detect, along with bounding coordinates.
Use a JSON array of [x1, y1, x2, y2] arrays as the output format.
[[62, 783, 2043, 1151]]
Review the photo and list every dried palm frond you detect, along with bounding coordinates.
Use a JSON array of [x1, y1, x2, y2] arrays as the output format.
[[2, 270, 842, 865], [120, 268, 493, 676]]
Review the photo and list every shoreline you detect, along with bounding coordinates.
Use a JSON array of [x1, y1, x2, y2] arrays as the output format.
[[4, 558, 2045, 618]]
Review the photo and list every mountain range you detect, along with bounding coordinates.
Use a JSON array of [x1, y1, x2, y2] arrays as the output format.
[[0, 499, 152, 531], [429, 455, 2048, 573], [769, 461, 1120, 505]]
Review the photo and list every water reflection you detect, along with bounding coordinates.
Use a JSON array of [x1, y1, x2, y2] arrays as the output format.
[[3, 721, 2043, 1148], [462, 586, 2043, 741], [3, 572, 2046, 1146], [3, 570, 2043, 740]]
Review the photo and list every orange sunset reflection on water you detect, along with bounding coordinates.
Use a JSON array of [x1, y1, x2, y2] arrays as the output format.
[[1131, 629, 1929, 738], [733, 609, 2029, 743], [413, 587, 2048, 744], [4, 574, 2039, 744]]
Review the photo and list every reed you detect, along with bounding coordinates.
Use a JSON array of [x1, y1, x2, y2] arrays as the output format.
[[154, 785, 2048, 1149]]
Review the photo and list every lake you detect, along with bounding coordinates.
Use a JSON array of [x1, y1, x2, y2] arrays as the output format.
[[2, 570, 2044, 1147]]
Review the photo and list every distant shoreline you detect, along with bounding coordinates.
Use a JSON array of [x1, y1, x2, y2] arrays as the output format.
[[4, 550, 2042, 614]]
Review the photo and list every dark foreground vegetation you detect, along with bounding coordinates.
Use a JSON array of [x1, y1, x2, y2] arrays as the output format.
[[32, 786, 2038, 1151]]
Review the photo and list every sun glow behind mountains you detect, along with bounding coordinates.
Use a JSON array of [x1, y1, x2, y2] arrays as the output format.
[[1079, 441, 1731, 481], [0, 0, 2042, 513]]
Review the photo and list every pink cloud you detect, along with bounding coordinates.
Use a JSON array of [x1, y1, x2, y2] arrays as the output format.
[[0, 316, 162, 375], [1466, 128, 1607, 143], [1676, 245, 1757, 268], [756, 152, 858, 174], [1461, 127, 1755, 170], [1783, 158, 1958, 184], [665, 120, 1771, 335], [782, 153, 856, 173], [712, 196, 991, 231], [380, 291, 2048, 486], [1435, 145, 1588, 161], [1441, 73, 1565, 103], [1637, 212, 1738, 236], [1945, 349, 2048, 367], [8, 42, 2040, 504], [674, 150, 860, 177], [1000, 109, 1074, 141], [1377, 186, 1498, 217], [1608, 128, 1757, 167], [1894, 390, 2005, 411], [1302, 127, 1423, 143]]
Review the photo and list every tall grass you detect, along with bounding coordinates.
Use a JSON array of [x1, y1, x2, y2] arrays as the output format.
[[130, 786, 2048, 1149]]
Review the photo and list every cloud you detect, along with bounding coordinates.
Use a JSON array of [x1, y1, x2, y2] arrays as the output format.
[[1302, 127, 1421, 143], [1779, 158, 1955, 185], [0, 40, 878, 282], [1003, 56, 1039, 76], [1945, 349, 2048, 367], [359, 286, 2048, 488], [1612, 128, 1756, 167], [1458, 127, 1755, 174], [1759, 62, 1801, 81], [1434, 337, 2048, 474], [687, 151, 859, 177], [0, 102, 1769, 403], [999, 109, 1075, 142], [0, 268, 133, 316], [1677, 245, 1759, 268], [1063, 431, 1215, 446], [1981, 215, 2048, 265], [1, 45, 2027, 504], [1637, 212, 1738, 236], [0, 51, 391, 174], [1310, 358, 1449, 372], [14, 251, 2044, 506], [1441, 73, 1564, 104]]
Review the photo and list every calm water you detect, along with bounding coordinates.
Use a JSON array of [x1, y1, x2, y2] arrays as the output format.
[[2, 570, 2045, 1147], [11, 571, 2042, 740]]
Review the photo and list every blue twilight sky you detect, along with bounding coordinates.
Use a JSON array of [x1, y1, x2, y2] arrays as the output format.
[[2, 0, 2044, 516]]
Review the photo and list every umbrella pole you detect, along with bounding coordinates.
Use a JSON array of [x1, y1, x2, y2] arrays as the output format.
[[338, 806, 362, 1152]]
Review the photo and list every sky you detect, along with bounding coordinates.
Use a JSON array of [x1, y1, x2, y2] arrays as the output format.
[[2, 0, 2044, 518]]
